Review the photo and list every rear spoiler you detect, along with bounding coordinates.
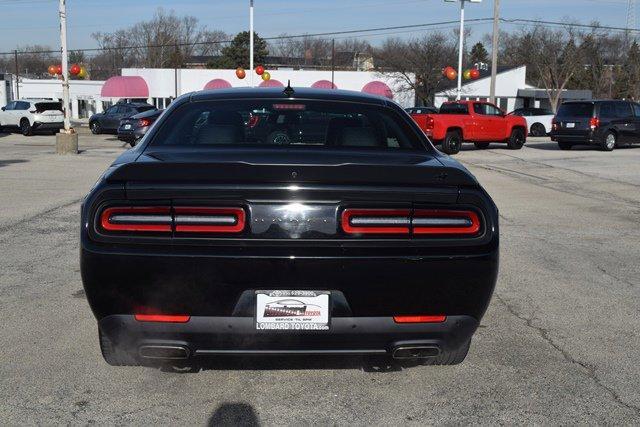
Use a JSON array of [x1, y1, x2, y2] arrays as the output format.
[[105, 161, 479, 187]]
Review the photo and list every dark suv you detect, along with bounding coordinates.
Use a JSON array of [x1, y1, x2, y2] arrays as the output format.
[[89, 102, 156, 135], [550, 100, 640, 151]]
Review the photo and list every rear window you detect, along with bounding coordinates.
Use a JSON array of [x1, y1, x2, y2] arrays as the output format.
[[135, 105, 156, 113], [556, 103, 593, 118], [439, 103, 468, 115], [35, 102, 62, 113], [149, 100, 425, 150]]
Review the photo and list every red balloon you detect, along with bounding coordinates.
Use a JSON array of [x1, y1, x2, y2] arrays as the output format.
[[255, 65, 265, 75], [446, 68, 458, 81], [70, 64, 81, 76], [236, 67, 246, 79], [470, 68, 480, 79], [48, 65, 57, 75], [442, 66, 454, 77], [55, 65, 62, 75]]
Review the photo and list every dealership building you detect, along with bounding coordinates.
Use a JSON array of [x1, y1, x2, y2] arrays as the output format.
[[1, 69, 413, 119]]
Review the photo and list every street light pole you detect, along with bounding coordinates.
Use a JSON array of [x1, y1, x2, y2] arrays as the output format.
[[249, 0, 254, 87], [489, 0, 500, 104], [56, 0, 78, 154], [456, 0, 465, 100]]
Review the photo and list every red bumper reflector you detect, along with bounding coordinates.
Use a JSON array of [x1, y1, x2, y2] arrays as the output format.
[[134, 314, 191, 323], [393, 315, 446, 323]]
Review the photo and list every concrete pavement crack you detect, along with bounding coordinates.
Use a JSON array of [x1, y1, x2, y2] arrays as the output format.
[[0, 197, 83, 235], [495, 294, 640, 417]]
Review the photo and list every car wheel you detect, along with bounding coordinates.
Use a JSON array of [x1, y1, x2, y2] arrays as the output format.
[[441, 130, 462, 155], [20, 119, 33, 136], [90, 121, 102, 135], [419, 339, 471, 365], [507, 128, 525, 150], [558, 141, 572, 150], [98, 328, 138, 366], [129, 139, 137, 147], [474, 142, 490, 149], [601, 131, 616, 151], [530, 123, 546, 137]]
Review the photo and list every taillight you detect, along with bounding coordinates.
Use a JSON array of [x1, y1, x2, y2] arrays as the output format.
[[341, 208, 481, 237], [552, 118, 558, 131], [412, 209, 480, 236], [589, 117, 600, 130], [138, 118, 152, 127], [174, 207, 245, 233], [341, 209, 411, 235], [100, 206, 172, 232], [98, 206, 246, 235], [248, 114, 260, 128], [425, 116, 435, 131], [393, 315, 446, 323]]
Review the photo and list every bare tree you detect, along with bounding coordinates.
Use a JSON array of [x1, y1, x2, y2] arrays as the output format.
[[375, 33, 457, 105]]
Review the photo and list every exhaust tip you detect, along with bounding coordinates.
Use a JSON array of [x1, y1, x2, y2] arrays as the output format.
[[392, 345, 440, 360], [139, 345, 190, 360]]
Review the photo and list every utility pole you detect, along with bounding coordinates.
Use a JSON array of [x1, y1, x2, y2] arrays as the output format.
[[331, 38, 335, 88], [249, 0, 254, 87], [13, 50, 19, 99], [456, 0, 465, 100], [55, 0, 78, 154], [489, 0, 500, 104]]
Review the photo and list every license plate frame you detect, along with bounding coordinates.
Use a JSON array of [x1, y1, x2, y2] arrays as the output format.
[[124, 124, 132, 130], [565, 122, 576, 128], [255, 290, 330, 331]]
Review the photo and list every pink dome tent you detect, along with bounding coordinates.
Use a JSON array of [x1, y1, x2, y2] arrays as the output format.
[[311, 80, 338, 89], [361, 81, 393, 99], [258, 79, 284, 88], [204, 79, 232, 90], [100, 76, 149, 98]]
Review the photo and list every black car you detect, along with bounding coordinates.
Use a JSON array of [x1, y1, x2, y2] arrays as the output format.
[[89, 102, 156, 135], [81, 88, 499, 368], [117, 109, 163, 146], [405, 106, 439, 114], [551, 100, 640, 151]]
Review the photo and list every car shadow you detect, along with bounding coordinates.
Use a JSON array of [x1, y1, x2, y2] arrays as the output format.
[[208, 402, 260, 426], [158, 354, 415, 374], [526, 142, 640, 151], [0, 159, 28, 168]]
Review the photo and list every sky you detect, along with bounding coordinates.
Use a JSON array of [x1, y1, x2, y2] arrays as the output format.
[[0, 0, 635, 53]]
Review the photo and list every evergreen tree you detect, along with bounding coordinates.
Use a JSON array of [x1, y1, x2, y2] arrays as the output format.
[[470, 42, 489, 65], [209, 31, 268, 69]]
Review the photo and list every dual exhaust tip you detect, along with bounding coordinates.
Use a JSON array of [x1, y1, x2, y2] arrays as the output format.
[[138, 344, 440, 361]]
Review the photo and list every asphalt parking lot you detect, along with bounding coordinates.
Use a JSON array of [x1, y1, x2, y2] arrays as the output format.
[[1, 131, 639, 424]]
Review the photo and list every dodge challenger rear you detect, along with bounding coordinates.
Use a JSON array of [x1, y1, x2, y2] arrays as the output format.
[[80, 87, 499, 367]]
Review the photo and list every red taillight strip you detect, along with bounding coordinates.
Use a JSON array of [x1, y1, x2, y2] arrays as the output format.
[[173, 207, 246, 233], [100, 206, 172, 232], [341, 209, 411, 235], [412, 209, 480, 236], [134, 314, 190, 323], [393, 315, 446, 323]]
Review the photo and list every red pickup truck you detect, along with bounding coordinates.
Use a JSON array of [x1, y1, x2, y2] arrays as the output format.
[[410, 101, 527, 155]]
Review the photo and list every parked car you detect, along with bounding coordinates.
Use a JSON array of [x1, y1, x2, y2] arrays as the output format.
[[0, 99, 64, 136], [550, 100, 640, 151], [509, 107, 554, 137], [413, 100, 527, 154], [89, 102, 156, 134], [405, 106, 439, 114], [81, 88, 499, 368], [117, 109, 163, 146]]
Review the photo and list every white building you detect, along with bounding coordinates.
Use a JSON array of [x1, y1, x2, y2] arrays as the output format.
[[434, 65, 592, 112]]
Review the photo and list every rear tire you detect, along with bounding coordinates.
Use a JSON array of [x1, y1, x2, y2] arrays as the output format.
[[99, 329, 138, 366], [420, 339, 471, 365], [507, 128, 525, 150], [90, 121, 102, 135], [129, 139, 137, 147], [558, 141, 572, 150], [600, 131, 616, 151], [20, 119, 33, 136], [530, 123, 546, 137], [441, 130, 462, 155], [474, 142, 490, 149]]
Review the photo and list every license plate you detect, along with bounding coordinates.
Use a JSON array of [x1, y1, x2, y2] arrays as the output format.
[[565, 122, 575, 128], [124, 124, 132, 130], [255, 290, 330, 331]]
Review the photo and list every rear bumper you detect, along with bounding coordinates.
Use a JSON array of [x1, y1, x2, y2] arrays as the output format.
[[117, 128, 147, 142], [550, 130, 601, 144], [33, 121, 64, 130], [99, 314, 478, 360]]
